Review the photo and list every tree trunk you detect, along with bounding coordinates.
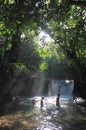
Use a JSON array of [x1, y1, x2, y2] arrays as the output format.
[[8, 33, 20, 63]]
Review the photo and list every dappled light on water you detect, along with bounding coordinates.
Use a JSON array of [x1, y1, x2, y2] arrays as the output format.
[[0, 96, 86, 130]]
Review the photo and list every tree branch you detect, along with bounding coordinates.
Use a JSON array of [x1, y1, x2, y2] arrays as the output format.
[[70, 0, 86, 6]]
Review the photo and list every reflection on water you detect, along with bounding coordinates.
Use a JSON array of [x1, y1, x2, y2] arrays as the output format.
[[0, 96, 86, 130]]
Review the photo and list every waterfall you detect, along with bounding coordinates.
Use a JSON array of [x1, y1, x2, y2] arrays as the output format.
[[51, 80, 74, 98]]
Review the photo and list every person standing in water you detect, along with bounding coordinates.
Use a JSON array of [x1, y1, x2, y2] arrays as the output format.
[[40, 96, 44, 108], [56, 94, 60, 106]]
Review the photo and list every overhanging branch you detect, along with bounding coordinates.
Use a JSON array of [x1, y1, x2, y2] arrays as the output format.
[[70, 0, 86, 6]]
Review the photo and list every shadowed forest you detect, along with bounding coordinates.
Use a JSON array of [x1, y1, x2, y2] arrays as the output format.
[[0, 0, 86, 105]]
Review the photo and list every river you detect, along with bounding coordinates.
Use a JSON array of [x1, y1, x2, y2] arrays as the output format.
[[0, 96, 86, 130]]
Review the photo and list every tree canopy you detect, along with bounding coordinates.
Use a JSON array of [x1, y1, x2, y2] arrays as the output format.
[[0, 0, 86, 99]]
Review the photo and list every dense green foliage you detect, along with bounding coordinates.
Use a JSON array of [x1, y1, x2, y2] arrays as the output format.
[[43, 0, 86, 96], [19, 31, 41, 71], [38, 1, 86, 88], [0, 0, 44, 77], [0, 0, 86, 100]]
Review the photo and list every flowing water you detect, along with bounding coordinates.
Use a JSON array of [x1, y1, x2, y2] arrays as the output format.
[[0, 96, 86, 130]]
